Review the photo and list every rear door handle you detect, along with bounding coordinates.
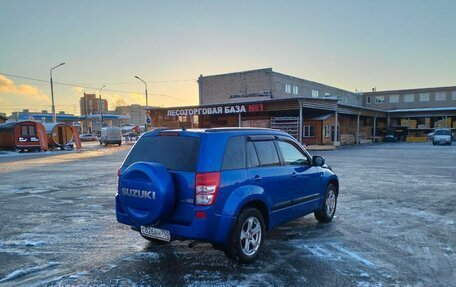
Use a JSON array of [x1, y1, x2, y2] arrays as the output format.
[[253, 175, 262, 182]]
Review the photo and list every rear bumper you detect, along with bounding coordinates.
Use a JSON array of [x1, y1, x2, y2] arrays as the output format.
[[434, 139, 451, 144], [116, 196, 235, 245]]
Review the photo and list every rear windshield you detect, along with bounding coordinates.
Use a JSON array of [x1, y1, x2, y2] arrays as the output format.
[[124, 136, 200, 171], [434, 130, 451, 135]]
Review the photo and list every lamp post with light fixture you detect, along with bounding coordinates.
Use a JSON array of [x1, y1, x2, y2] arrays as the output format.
[[99, 85, 106, 125], [134, 76, 149, 131], [50, 62, 65, 123]]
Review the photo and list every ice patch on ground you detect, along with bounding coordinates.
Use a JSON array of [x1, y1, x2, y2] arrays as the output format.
[[0, 240, 46, 247], [0, 262, 59, 283], [87, 204, 103, 209], [330, 243, 375, 267], [67, 271, 89, 279], [293, 242, 342, 261], [113, 278, 141, 286], [357, 281, 383, 287], [122, 252, 160, 262]]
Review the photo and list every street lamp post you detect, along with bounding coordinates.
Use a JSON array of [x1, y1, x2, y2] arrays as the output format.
[[134, 76, 149, 131], [50, 62, 65, 123], [99, 85, 106, 126]]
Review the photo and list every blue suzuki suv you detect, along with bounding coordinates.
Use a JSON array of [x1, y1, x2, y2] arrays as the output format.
[[116, 128, 339, 263]]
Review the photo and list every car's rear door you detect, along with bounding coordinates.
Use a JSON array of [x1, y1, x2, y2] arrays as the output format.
[[121, 133, 200, 225], [246, 136, 294, 227]]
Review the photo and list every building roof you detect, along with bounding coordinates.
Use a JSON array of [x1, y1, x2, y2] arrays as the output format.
[[145, 97, 338, 111], [199, 68, 359, 97], [387, 107, 456, 113], [199, 68, 273, 79], [364, 86, 456, 96], [82, 114, 130, 120], [19, 113, 80, 121]]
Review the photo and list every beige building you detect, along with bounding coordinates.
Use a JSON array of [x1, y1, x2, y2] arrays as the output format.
[[80, 93, 108, 116], [198, 68, 363, 106], [115, 104, 147, 126], [148, 68, 455, 145], [364, 87, 456, 138]]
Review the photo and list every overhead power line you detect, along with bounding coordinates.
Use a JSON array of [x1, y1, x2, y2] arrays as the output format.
[[71, 79, 197, 85], [0, 72, 195, 103]]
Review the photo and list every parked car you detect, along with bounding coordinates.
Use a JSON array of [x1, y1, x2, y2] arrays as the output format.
[[427, 132, 434, 141], [432, 129, 453, 146], [384, 135, 397, 142], [99, 127, 122, 146], [116, 128, 339, 262], [79, 133, 98, 142], [124, 131, 139, 141]]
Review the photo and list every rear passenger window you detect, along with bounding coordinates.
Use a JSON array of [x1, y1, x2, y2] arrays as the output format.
[[246, 141, 260, 168], [222, 136, 246, 170], [253, 141, 281, 167]]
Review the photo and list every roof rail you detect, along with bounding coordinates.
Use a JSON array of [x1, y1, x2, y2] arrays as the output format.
[[205, 127, 279, 133]]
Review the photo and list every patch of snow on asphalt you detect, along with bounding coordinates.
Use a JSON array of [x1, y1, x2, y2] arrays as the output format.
[[330, 243, 375, 267], [0, 240, 46, 247], [0, 262, 60, 283]]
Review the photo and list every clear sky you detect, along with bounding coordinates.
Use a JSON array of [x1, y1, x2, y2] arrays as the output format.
[[1, 0, 455, 115]]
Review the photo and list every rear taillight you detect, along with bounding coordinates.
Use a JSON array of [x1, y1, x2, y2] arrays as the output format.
[[195, 172, 221, 206], [117, 167, 121, 177]]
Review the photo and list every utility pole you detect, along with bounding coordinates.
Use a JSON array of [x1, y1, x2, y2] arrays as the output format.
[[99, 85, 106, 127], [134, 76, 149, 131], [50, 62, 65, 123]]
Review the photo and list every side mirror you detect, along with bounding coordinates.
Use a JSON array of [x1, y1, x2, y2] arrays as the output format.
[[312, 155, 325, 167]]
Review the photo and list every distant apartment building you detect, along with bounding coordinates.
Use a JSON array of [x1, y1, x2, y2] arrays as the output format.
[[80, 93, 108, 116], [115, 104, 147, 126]]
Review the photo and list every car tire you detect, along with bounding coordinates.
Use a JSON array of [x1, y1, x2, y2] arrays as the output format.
[[433, 141, 436, 146], [118, 142, 122, 146], [99, 141, 102, 145], [224, 208, 265, 263], [314, 184, 338, 223]]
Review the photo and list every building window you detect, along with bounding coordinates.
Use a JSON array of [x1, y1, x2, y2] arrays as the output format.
[[404, 94, 414, 102], [452, 91, 456, 100], [419, 93, 430, 102], [435, 92, 446, 101], [292, 85, 299, 95], [389, 95, 399, 103], [375, 96, 385, 103], [366, 96, 370, 104], [303, 125, 315, 137], [285, 84, 291, 94], [311, 90, 319, 98], [323, 125, 331, 138]]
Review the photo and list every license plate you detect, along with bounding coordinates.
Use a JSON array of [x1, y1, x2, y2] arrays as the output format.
[[140, 226, 171, 242]]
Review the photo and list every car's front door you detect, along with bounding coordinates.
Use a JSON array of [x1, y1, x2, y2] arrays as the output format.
[[276, 139, 322, 215]]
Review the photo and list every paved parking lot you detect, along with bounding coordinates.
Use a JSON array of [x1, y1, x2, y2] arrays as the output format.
[[0, 142, 455, 286]]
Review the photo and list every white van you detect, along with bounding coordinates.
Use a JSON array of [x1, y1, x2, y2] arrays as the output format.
[[100, 126, 122, 146]]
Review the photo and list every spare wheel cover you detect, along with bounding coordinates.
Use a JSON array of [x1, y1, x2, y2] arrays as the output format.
[[119, 162, 175, 225]]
